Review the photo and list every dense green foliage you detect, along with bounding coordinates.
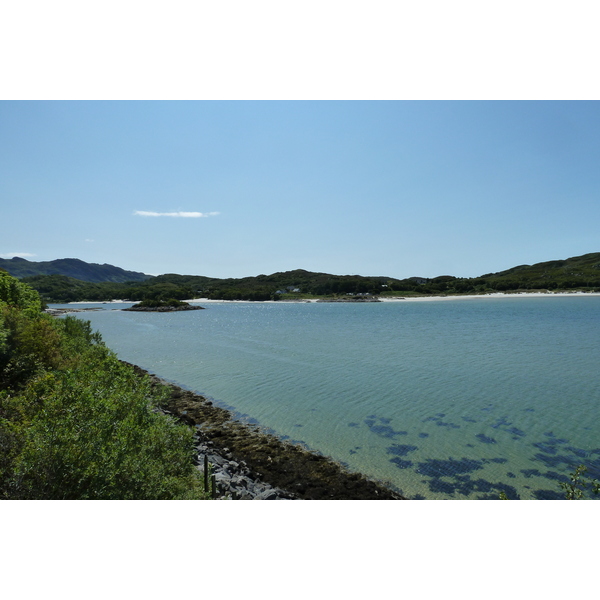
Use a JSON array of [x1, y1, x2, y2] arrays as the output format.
[[458, 252, 600, 294], [23, 270, 396, 302], [21, 274, 200, 303], [132, 298, 187, 308], [385, 253, 600, 295], [17, 252, 600, 303], [0, 271, 207, 499]]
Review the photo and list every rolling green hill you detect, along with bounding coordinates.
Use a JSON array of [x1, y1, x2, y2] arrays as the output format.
[[385, 252, 600, 295], [18, 252, 600, 303], [479, 252, 600, 290]]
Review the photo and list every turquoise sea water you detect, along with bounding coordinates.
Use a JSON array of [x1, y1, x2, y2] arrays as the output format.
[[56, 297, 600, 499]]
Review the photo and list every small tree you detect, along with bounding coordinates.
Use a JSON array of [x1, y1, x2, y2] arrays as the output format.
[[560, 465, 600, 500]]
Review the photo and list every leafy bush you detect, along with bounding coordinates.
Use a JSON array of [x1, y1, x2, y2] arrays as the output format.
[[0, 270, 43, 314], [8, 359, 204, 499], [0, 308, 64, 389], [0, 272, 208, 500]]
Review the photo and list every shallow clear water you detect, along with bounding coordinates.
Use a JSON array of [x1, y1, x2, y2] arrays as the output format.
[[56, 297, 600, 499]]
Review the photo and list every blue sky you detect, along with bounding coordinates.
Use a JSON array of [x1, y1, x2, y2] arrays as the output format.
[[1, 100, 599, 279]]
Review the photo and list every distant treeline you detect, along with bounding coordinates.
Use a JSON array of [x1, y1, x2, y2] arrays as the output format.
[[21, 271, 396, 302], [20, 252, 600, 303]]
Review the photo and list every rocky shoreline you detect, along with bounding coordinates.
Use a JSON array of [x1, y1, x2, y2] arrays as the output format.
[[125, 362, 404, 500], [44, 307, 104, 317], [316, 297, 381, 302]]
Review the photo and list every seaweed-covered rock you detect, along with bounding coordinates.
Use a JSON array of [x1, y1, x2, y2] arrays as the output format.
[[124, 362, 404, 500]]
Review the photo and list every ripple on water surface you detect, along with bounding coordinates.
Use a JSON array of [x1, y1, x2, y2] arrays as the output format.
[[75, 297, 600, 499]]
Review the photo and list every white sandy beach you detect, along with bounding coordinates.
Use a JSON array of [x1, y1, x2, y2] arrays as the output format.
[[184, 291, 600, 304], [378, 291, 600, 303]]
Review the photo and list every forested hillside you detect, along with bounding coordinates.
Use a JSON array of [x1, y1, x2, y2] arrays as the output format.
[[16, 252, 600, 303], [479, 252, 600, 290], [0, 257, 151, 283], [23, 270, 398, 302]]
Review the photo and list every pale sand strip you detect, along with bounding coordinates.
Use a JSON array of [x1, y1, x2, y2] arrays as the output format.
[[186, 292, 600, 304], [378, 291, 600, 303], [65, 292, 600, 305]]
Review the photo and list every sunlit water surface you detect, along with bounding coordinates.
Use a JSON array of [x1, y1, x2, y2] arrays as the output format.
[[55, 297, 600, 499]]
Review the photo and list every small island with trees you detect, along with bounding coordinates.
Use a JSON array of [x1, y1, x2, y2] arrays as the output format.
[[123, 299, 204, 312]]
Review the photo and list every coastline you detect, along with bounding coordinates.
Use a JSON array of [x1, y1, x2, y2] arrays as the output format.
[[124, 362, 404, 500], [185, 291, 600, 304], [379, 291, 600, 303], [61, 291, 600, 306]]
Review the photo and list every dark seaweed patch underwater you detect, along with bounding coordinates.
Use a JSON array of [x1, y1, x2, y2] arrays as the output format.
[[382, 427, 600, 499], [409, 457, 520, 499], [422, 415, 461, 429], [387, 444, 419, 457], [364, 416, 408, 439], [533, 433, 600, 474], [350, 411, 599, 499]]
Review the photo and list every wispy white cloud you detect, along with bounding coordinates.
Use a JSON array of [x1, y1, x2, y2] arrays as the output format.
[[134, 211, 220, 218], [0, 252, 36, 258], [85, 239, 94, 243]]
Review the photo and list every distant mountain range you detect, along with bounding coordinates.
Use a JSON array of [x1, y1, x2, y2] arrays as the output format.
[[0, 257, 152, 283]]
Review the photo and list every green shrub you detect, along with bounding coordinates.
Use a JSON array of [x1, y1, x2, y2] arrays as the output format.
[[2, 344, 207, 499], [9, 358, 205, 499], [0, 272, 209, 500], [0, 270, 43, 314]]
